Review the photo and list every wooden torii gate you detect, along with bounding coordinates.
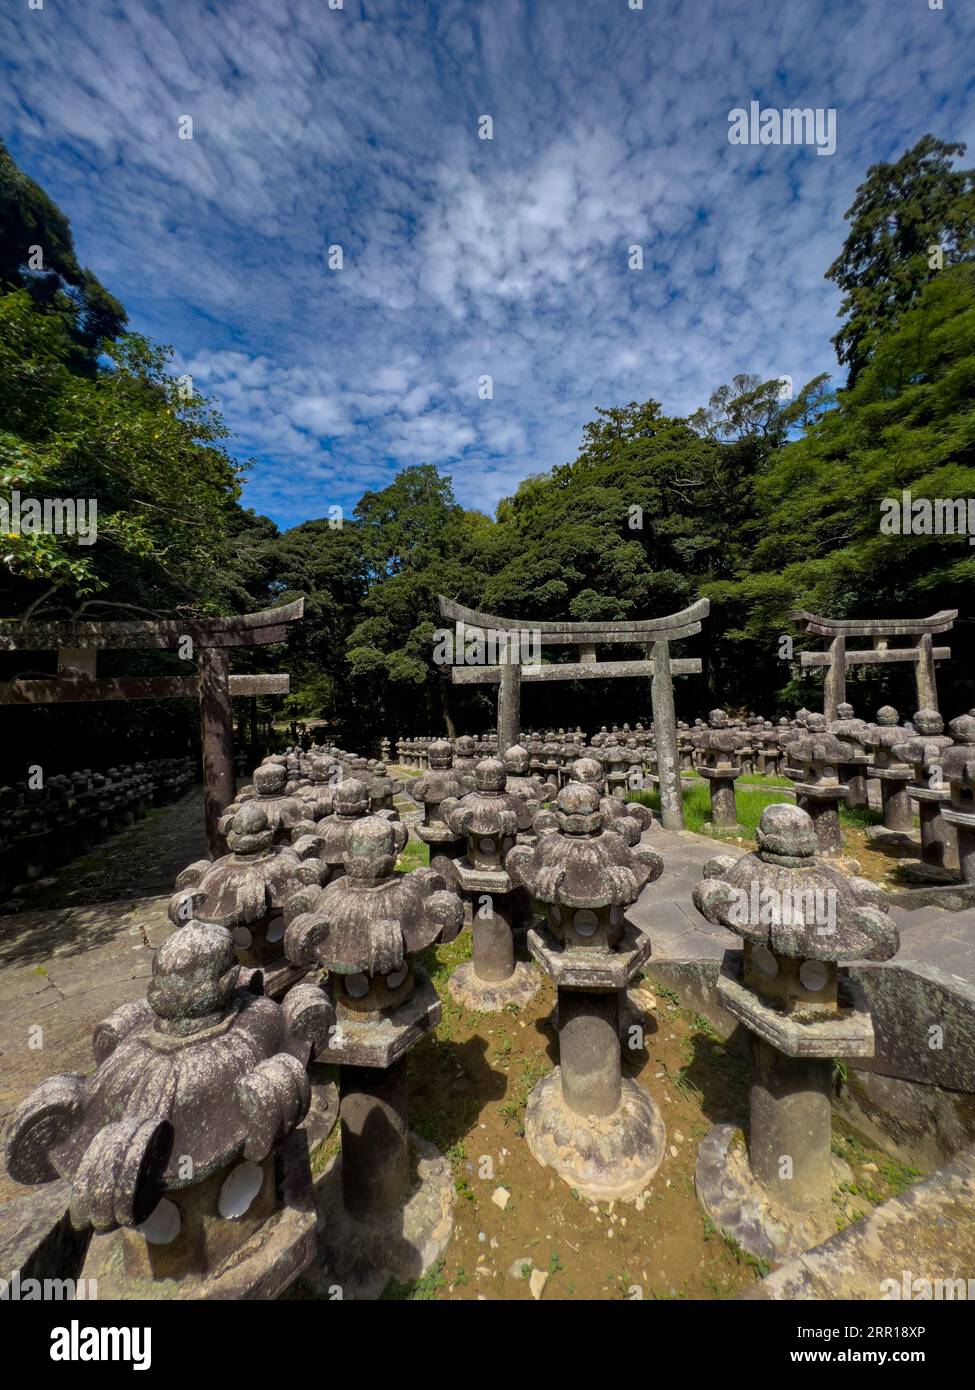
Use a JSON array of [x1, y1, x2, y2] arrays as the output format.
[[0, 598, 303, 855], [789, 608, 957, 719], [437, 595, 709, 830]]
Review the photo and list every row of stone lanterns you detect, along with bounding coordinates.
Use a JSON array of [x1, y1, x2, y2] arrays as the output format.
[[6, 731, 921, 1294]]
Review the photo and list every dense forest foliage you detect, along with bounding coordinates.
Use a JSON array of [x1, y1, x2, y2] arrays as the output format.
[[1, 136, 973, 763]]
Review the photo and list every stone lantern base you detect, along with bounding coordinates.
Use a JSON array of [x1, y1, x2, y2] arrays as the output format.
[[79, 1129, 318, 1300], [447, 958, 539, 1011], [305, 1135, 455, 1300], [525, 1068, 666, 1203], [695, 1124, 850, 1264]]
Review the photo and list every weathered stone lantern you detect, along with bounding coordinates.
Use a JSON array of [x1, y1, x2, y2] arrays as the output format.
[[507, 784, 666, 1201], [283, 816, 463, 1298], [865, 705, 914, 835], [233, 762, 315, 845], [453, 735, 477, 777], [171, 802, 325, 995], [440, 758, 541, 1010], [503, 743, 555, 842], [692, 803, 899, 1261], [409, 739, 471, 890], [365, 762, 402, 820], [564, 755, 652, 845], [5, 916, 331, 1298], [941, 713, 975, 889], [699, 711, 744, 833], [783, 712, 855, 855], [896, 709, 959, 878], [298, 776, 372, 883], [827, 702, 871, 808]]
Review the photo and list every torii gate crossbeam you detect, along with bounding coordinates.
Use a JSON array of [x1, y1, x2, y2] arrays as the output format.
[[437, 595, 709, 830]]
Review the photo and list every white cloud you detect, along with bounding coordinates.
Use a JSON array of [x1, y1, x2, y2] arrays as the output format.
[[2, 0, 973, 528]]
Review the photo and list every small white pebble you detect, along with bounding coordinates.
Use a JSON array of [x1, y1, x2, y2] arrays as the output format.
[[491, 1186, 511, 1211]]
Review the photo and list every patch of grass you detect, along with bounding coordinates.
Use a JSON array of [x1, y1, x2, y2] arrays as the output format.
[[395, 837, 430, 873], [629, 772, 882, 844], [381, 1259, 446, 1300]]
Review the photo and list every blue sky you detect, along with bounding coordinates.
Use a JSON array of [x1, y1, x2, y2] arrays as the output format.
[[2, 0, 974, 529]]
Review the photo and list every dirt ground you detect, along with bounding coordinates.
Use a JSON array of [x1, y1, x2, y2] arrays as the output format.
[[365, 931, 920, 1302]]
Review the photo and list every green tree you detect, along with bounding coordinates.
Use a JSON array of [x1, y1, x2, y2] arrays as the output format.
[[0, 138, 126, 365], [826, 135, 975, 384], [711, 262, 975, 712]]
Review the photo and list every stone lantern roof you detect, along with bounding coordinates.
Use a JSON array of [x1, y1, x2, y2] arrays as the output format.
[[235, 763, 313, 841], [171, 803, 323, 931], [4, 918, 328, 1232], [442, 758, 523, 840], [508, 783, 662, 909], [693, 804, 898, 963], [894, 708, 953, 772], [284, 817, 463, 977], [784, 717, 857, 768]]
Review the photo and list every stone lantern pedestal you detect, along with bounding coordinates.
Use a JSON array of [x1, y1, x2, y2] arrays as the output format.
[[692, 804, 899, 1262], [308, 973, 455, 1300], [508, 784, 666, 1202]]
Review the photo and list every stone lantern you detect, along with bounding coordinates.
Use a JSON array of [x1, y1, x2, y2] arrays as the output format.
[[864, 706, 915, 835], [171, 802, 325, 996], [232, 762, 314, 846], [452, 735, 477, 777], [283, 816, 463, 1298], [692, 803, 899, 1261], [828, 702, 871, 808], [409, 739, 471, 891], [783, 712, 856, 855], [699, 712, 744, 833], [895, 709, 959, 879], [365, 762, 402, 820], [941, 713, 975, 890], [503, 744, 556, 842], [564, 756, 652, 845], [440, 759, 541, 1010], [599, 737, 631, 799], [506, 784, 665, 1201], [5, 915, 331, 1299], [297, 776, 373, 883]]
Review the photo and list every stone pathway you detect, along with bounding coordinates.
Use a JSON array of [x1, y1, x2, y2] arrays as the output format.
[[632, 821, 975, 984], [0, 792, 207, 1206]]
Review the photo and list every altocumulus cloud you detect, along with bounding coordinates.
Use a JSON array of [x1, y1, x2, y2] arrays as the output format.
[[2, 0, 974, 525]]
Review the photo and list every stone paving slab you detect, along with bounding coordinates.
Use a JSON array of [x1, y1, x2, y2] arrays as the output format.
[[741, 1143, 975, 1300]]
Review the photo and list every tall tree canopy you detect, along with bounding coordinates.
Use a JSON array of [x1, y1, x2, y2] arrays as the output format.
[[826, 135, 975, 385]]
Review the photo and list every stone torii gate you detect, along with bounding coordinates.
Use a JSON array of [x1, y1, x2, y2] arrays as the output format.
[[789, 608, 957, 720], [437, 595, 709, 830], [0, 598, 303, 855]]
